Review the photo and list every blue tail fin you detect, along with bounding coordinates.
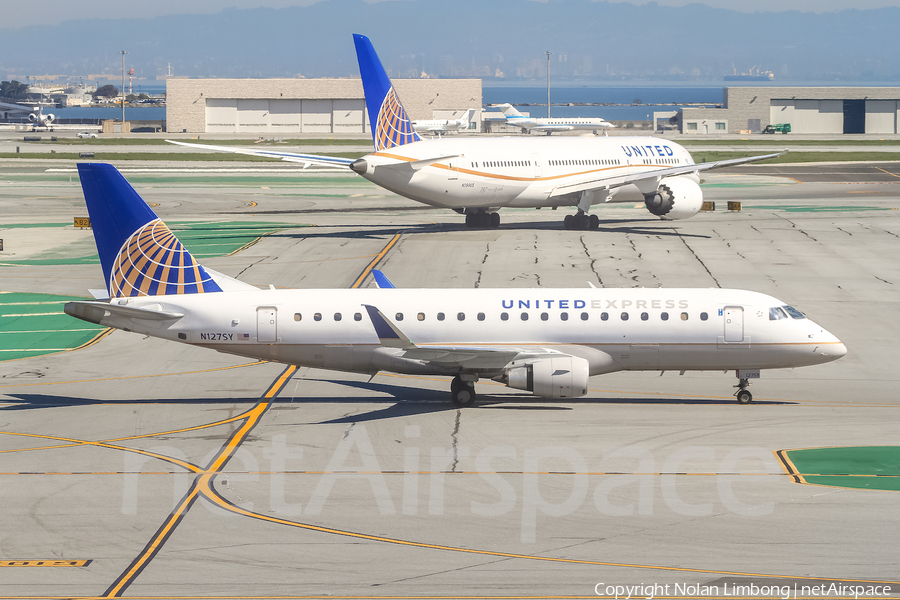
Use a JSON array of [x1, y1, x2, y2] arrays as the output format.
[[353, 34, 421, 151], [76, 163, 222, 298]]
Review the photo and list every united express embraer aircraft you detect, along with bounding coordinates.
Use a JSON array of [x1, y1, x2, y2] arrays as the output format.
[[65, 163, 846, 406], [170, 35, 782, 230]]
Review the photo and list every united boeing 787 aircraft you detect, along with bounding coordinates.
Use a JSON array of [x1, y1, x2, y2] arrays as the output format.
[[65, 163, 845, 406], [170, 34, 782, 230]]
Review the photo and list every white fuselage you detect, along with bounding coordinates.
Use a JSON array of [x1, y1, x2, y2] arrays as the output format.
[[102, 287, 845, 379], [355, 135, 694, 210], [511, 116, 613, 132]]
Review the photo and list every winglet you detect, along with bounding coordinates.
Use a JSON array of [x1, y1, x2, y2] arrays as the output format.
[[372, 269, 396, 289], [362, 304, 415, 349]]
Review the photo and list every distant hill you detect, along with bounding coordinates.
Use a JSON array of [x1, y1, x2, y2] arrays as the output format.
[[2, 0, 899, 82]]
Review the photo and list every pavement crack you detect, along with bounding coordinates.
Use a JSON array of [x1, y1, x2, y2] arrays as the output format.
[[450, 410, 461, 473], [579, 235, 603, 286], [678, 233, 721, 288]]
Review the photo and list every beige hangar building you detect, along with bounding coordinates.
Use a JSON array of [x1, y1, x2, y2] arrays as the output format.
[[679, 86, 900, 135], [165, 78, 482, 135]]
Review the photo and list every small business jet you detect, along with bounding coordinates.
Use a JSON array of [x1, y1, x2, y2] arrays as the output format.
[[495, 103, 614, 134], [0, 101, 56, 129], [170, 34, 782, 231], [65, 163, 846, 406], [412, 108, 476, 134]]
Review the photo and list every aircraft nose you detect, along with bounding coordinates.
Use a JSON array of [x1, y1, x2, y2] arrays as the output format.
[[828, 341, 848, 359]]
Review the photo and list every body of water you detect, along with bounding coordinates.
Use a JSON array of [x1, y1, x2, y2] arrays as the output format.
[[483, 86, 723, 121]]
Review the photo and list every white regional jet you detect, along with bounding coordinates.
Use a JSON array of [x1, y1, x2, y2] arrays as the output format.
[[413, 108, 476, 134], [65, 162, 846, 406], [169, 34, 782, 231], [495, 102, 614, 134]]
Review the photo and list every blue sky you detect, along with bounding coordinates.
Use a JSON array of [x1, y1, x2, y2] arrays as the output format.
[[5, 0, 900, 29]]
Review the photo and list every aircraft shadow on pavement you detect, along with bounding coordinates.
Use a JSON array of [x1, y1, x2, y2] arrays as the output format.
[[0, 394, 263, 410]]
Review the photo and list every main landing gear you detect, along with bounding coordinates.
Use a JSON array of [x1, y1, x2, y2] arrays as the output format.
[[563, 210, 600, 230], [450, 375, 477, 407], [464, 210, 500, 229], [734, 377, 753, 404]]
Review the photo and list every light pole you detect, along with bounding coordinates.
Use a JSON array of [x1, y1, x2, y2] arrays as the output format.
[[120, 50, 127, 125], [545, 51, 551, 119]]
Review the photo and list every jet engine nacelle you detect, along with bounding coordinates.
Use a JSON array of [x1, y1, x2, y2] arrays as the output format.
[[28, 112, 54, 125], [643, 176, 703, 220], [506, 355, 589, 399]]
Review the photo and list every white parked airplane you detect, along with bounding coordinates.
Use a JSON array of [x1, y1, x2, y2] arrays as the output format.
[[65, 163, 846, 407], [0, 101, 56, 129], [169, 34, 781, 230], [413, 108, 476, 134], [495, 102, 614, 134]]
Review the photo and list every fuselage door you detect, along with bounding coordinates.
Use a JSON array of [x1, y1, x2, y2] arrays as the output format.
[[447, 155, 460, 180], [257, 307, 277, 343], [723, 306, 744, 343], [532, 153, 542, 177]]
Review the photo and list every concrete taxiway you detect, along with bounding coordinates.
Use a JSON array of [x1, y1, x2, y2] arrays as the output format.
[[1, 156, 899, 599]]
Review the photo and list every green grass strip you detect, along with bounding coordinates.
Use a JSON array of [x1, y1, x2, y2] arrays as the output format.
[[784, 446, 900, 491], [0, 292, 105, 362]]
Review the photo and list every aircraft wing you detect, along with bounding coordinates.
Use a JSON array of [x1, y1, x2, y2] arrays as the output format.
[[166, 140, 355, 169], [362, 303, 560, 369], [531, 124, 575, 132], [545, 151, 785, 199]]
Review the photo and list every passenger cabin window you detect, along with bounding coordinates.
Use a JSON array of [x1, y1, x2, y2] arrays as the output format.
[[700, 312, 708, 321], [437, 312, 445, 321], [581, 312, 589, 321], [560, 312, 568, 321], [501, 312, 509, 321], [334, 313, 342, 321], [294, 313, 301, 322], [521, 312, 529, 321], [641, 312, 649, 321], [314, 313, 322, 322], [681, 312, 689, 321], [661, 312, 669, 321], [417, 312, 425, 321], [621, 312, 629, 321], [477, 312, 486, 321], [601, 312, 609, 321], [354, 313, 362, 321], [457, 312, 465, 321], [395, 313, 403, 321]]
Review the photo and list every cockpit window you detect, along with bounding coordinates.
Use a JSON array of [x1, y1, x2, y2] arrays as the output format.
[[769, 307, 788, 320], [783, 305, 806, 319]]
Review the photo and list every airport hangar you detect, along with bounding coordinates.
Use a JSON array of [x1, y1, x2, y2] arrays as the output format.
[[165, 77, 482, 134], [676, 86, 900, 135]]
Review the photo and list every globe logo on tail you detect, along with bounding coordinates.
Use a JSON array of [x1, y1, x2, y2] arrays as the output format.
[[110, 219, 221, 297], [375, 87, 421, 151]]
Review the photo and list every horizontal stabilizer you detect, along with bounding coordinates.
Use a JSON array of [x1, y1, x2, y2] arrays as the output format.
[[65, 301, 184, 326], [166, 140, 354, 169]]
